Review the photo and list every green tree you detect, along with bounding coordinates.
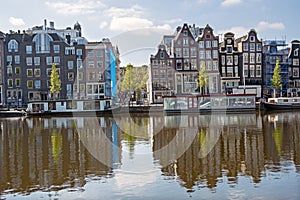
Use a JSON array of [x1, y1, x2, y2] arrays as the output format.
[[197, 61, 208, 95], [50, 63, 61, 99], [271, 60, 282, 97], [121, 64, 137, 92]]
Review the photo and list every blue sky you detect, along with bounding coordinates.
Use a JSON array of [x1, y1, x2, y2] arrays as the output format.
[[0, 0, 298, 65]]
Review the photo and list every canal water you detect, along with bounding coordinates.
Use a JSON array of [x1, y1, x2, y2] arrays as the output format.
[[0, 111, 299, 200]]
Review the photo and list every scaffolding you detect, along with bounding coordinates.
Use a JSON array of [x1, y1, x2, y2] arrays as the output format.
[[263, 40, 289, 96]]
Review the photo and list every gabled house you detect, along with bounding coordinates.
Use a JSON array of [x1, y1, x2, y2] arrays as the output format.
[[288, 40, 300, 96]]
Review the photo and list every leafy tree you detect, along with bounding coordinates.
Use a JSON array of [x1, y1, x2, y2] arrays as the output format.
[[50, 63, 61, 99], [271, 60, 282, 97], [197, 61, 208, 95], [121, 64, 137, 92]]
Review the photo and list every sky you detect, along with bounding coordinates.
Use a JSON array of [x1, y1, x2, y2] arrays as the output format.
[[0, 0, 298, 65]]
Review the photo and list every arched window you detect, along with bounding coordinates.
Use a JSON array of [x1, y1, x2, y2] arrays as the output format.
[[8, 39, 18, 52], [33, 33, 53, 53]]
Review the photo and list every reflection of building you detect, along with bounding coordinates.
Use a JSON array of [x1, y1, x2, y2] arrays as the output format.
[[0, 31, 5, 104], [0, 117, 121, 194], [152, 113, 269, 189]]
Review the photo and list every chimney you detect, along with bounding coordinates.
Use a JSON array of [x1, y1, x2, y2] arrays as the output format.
[[66, 34, 71, 44], [50, 21, 54, 29], [44, 19, 47, 30]]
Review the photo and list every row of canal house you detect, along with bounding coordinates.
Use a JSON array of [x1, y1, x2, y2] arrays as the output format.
[[0, 20, 119, 107], [150, 23, 300, 103]]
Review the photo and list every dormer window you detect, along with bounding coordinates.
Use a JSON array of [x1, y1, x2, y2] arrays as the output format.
[[8, 39, 18, 52]]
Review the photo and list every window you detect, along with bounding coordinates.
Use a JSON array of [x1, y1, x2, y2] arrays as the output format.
[[88, 61, 94, 68], [183, 30, 188, 36], [26, 45, 32, 54], [7, 67, 13, 76], [183, 38, 189, 45], [243, 43, 248, 51], [294, 48, 299, 56], [53, 45, 60, 53], [46, 57, 52, 65], [77, 49, 82, 56], [35, 80, 41, 89], [34, 69, 40, 77], [234, 55, 238, 65], [191, 48, 197, 57], [27, 69, 33, 77], [176, 60, 182, 70], [97, 51, 103, 57], [160, 52, 164, 58], [47, 69, 52, 77], [88, 50, 94, 57], [191, 59, 197, 70], [213, 50, 218, 59], [89, 72, 96, 81], [206, 41, 211, 48], [68, 72, 74, 81], [213, 61, 218, 70], [27, 80, 33, 88], [68, 61, 74, 69], [250, 43, 255, 51], [199, 41, 204, 48], [8, 39, 18, 52], [65, 47, 75, 55], [26, 57, 33, 66], [257, 53, 262, 63], [221, 56, 225, 65], [175, 48, 182, 57], [250, 65, 255, 77], [250, 53, 255, 63], [7, 55, 12, 64], [227, 56, 233, 65], [15, 55, 20, 64], [15, 67, 20, 75], [54, 56, 60, 65], [78, 72, 83, 80], [293, 68, 299, 77], [183, 48, 189, 57], [15, 79, 20, 87], [212, 40, 218, 48], [206, 50, 211, 59], [206, 61, 212, 71], [34, 57, 40, 65], [199, 50, 204, 59], [227, 46, 233, 53], [97, 61, 103, 68], [256, 43, 262, 51], [7, 79, 13, 87], [244, 65, 248, 77], [256, 65, 261, 77], [293, 58, 299, 66], [183, 59, 189, 70], [243, 53, 248, 63], [77, 59, 83, 69], [250, 36, 255, 42], [33, 33, 52, 53]]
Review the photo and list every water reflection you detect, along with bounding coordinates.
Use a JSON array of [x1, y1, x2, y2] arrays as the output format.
[[0, 111, 299, 198]]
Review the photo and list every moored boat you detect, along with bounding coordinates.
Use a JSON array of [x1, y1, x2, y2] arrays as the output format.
[[0, 109, 27, 117], [163, 94, 257, 114], [26, 99, 118, 116], [263, 97, 300, 110]]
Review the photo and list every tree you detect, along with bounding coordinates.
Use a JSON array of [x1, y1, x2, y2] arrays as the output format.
[[121, 64, 137, 92], [197, 61, 208, 95], [271, 59, 282, 97], [50, 63, 61, 99]]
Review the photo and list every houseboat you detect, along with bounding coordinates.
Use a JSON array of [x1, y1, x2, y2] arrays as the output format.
[[263, 97, 300, 110], [26, 99, 117, 116], [163, 94, 256, 114]]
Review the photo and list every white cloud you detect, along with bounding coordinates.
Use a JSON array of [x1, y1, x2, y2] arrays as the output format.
[[104, 5, 144, 18], [256, 21, 285, 31], [99, 21, 108, 29], [218, 26, 249, 38], [110, 17, 153, 31], [221, 0, 242, 7], [45, 0, 106, 15], [9, 17, 25, 26]]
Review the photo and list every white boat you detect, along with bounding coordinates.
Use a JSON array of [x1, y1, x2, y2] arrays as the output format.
[[27, 99, 118, 116], [263, 97, 300, 110], [163, 94, 257, 114]]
